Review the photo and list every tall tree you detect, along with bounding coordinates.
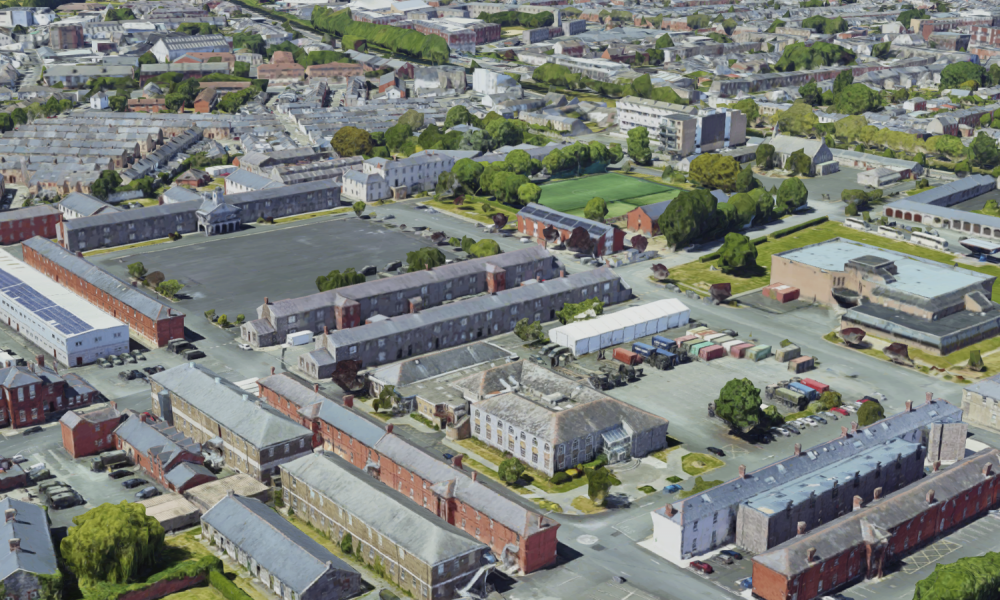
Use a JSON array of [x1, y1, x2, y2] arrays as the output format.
[[331, 126, 373, 157], [689, 154, 740, 192], [658, 189, 718, 249], [798, 81, 822, 106], [755, 144, 775, 169], [969, 132, 999, 170], [498, 458, 526, 485], [61, 502, 165, 585], [452, 159, 485, 194], [833, 69, 854, 95], [717, 233, 758, 274], [857, 400, 886, 427], [735, 165, 761, 193], [584, 197, 609, 222], [626, 127, 652, 165], [406, 247, 446, 271], [715, 378, 763, 433], [776, 177, 808, 214]]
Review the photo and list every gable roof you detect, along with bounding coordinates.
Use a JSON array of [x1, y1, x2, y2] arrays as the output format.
[[0, 498, 57, 581]]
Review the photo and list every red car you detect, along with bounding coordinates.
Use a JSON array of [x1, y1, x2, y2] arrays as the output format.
[[832, 407, 849, 416], [690, 561, 714, 574]]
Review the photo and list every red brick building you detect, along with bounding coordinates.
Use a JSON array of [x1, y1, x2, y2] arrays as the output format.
[[304, 62, 367, 83], [0, 206, 61, 246], [0, 357, 98, 429], [127, 98, 167, 113], [517, 204, 626, 257], [113, 411, 206, 488], [625, 200, 672, 236], [22, 236, 186, 348], [193, 88, 217, 114], [175, 52, 236, 65], [752, 449, 1000, 600], [60, 405, 123, 458]]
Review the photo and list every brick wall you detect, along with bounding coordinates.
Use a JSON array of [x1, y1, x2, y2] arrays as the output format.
[[0, 213, 61, 245], [61, 416, 117, 458], [116, 574, 207, 600]]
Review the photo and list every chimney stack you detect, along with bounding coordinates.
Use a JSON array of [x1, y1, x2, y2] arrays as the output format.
[[35, 355, 43, 367], [344, 395, 354, 408], [796, 521, 806, 536], [387, 424, 393, 434], [806, 547, 816, 562], [324, 325, 329, 335], [851, 421, 858, 434], [559, 270, 565, 278], [926, 391, 933, 404], [538, 514, 544, 528], [926, 489, 936, 504], [738, 465, 746, 478], [471, 471, 478, 482], [264, 297, 269, 305], [841, 426, 848, 437], [874, 487, 883, 500], [271, 367, 275, 375], [985, 462, 994, 477], [664, 505, 676, 517], [4, 509, 14, 523], [452, 454, 463, 470], [9, 539, 19, 553], [794, 443, 801, 457], [933, 461, 941, 472], [853, 495, 863, 511], [905, 400, 913, 412], [314, 383, 320, 393], [75, 251, 83, 258]]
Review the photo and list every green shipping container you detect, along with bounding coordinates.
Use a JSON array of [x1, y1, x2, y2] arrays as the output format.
[[748, 345, 772, 362], [689, 341, 713, 358]]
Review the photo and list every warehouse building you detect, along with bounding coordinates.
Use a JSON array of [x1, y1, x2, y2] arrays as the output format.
[[22, 236, 185, 348], [548, 299, 690, 356], [882, 175, 999, 237], [0, 251, 128, 367], [650, 398, 964, 561], [150, 34, 231, 62], [150, 363, 314, 481], [281, 453, 491, 600], [243, 246, 560, 348]]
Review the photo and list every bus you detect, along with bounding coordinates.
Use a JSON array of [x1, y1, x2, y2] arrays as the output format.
[[844, 217, 867, 231], [910, 230, 948, 251]]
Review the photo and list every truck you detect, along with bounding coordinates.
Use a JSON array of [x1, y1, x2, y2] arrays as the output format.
[[90, 450, 128, 472], [771, 387, 806, 409], [787, 381, 818, 401], [631, 343, 657, 359], [49, 491, 82, 510], [651, 336, 676, 352], [648, 348, 677, 370], [167, 339, 194, 355]]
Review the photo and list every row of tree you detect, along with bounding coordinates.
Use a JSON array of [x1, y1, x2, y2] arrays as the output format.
[[311, 7, 450, 64], [480, 10, 554, 28]]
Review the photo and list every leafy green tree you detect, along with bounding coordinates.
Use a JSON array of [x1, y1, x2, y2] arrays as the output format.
[[127, 262, 146, 280], [352, 201, 366, 217], [584, 197, 609, 222], [452, 159, 484, 193], [61, 502, 165, 585], [871, 42, 892, 59], [969, 132, 999, 169], [109, 95, 128, 112], [373, 385, 395, 413], [718, 233, 758, 274], [689, 154, 740, 192], [556, 298, 604, 325], [857, 400, 885, 427], [385, 122, 412, 153], [444, 105, 481, 129], [833, 84, 880, 115], [658, 189, 718, 249], [733, 98, 760, 125], [486, 171, 528, 204], [913, 552, 1000, 600], [941, 62, 986, 89], [655, 32, 674, 48], [799, 81, 822, 106], [406, 247, 446, 272], [459, 128, 492, 152], [715, 378, 763, 433], [331, 126, 372, 157], [518, 182, 541, 205], [776, 177, 808, 214], [897, 8, 927, 29], [11, 108, 27, 125], [217, 314, 230, 328], [756, 144, 775, 169], [514, 318, 544, 342], [774, 42, 855, 72], [833, 69, 854, 95], [504, 150, 539, 176], [787, 149, 812, 176], [340, 532, 354, 554], [498, 458, 526, 485], [90, 170, 123, 201], [316, 268, 366, 291], [485, 119, 524, 148], [586, 467, 615, 506], [626, 127, 652, 165], [802, 15, 847, 34], [775, 103, 819, 137], [469, 239, 501, 257], [138, 52, 157, 65], [735, 165, 761, 193], [819, 391, 843, 409], [396, 109, 424, 131], [436, 171, 456, 196]]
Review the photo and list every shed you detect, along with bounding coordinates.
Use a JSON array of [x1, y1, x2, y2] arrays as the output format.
[[548, 299, 690, 356], [789, 356, 815, 373], [730, 342, 755, 358], [748, 345, 772, 361], [763, 283, 800, 303], [139, 493, 200, 531], [775, 345, 802, 362], [699, 344, 725, 361], [183, 473, 271, 512]]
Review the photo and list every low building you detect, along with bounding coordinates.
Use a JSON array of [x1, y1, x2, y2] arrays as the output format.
[[202, 494, 362, 600], [304, 62, 366, 83], [0, 206, 61, 246], [56, 193, 120, 219], [151, 34, 231, 63], [764, 135, 839, 177], [44, 65, 133, 88], [281, 452, 491, 600], [139, 493, 201, 532], [0, 357, 99, 428], [60, 405, 123, 458], [49, 24, 84, 49], [256, 51, 304, 86], [625, 200, 672, 236], [183, 473, 270, 512], [517, 203, 625, 256], [113, 412, 206, 487], [962, 375, 1000, 434], [772, 239, 1000, 355], [342, 153, 454, 202], [752, 449, 1000, 600], [0, 498, 58, 600], [858, 167, 902, 188]]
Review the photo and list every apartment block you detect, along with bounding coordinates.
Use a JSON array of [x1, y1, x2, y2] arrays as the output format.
[[616, 96, 746, 157], [0, 206, 62, 246]]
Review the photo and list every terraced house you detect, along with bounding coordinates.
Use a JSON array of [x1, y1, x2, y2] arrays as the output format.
[[149, 363, 313, 481]]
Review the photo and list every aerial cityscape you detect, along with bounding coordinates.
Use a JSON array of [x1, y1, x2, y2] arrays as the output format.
[[4, 1, 1000, 600]]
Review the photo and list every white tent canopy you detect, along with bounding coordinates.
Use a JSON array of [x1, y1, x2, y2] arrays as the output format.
[[549, 299, 691, 357]]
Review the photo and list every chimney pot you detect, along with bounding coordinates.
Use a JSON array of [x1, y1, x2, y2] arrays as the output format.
[[794, 443, 801, 457], [324, 325, 329, 335], [35, 355, 43, 367], [264, 297, 269, 305], [985, 463, 994, 477], [926, 489, 936, 504], [926, 391, 933, 404], [343, 395, 354, 408], [853, 495, 863, 511], [933, 461, 941, 472], [471, 470, 478, 482], [313, 383, 320, 393], [906, 400, 913, 412], [874, 487, 883, 500], [738, 465, 746, 478], [4, 509, 14, 523], [664, 504, 676, 517], [387, 424, 393, 434], [9, 539, 19, 553], [271, 367, 275, 375], [841, 426, 848, 437], [806, 547, 816, 562], [452, 454, 463, 470], [75, 251, 82, 258], [796, 521, 806, 535]]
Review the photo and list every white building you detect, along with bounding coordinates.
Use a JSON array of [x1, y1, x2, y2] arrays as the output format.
[[616, 95, 697, 133], [150, 34, 231, 63], [472, 68, 522, 97], [0, 251, 128, 367], [0, 8, 34, 27], [89, 91, 109, 110], [343, 152, 454, 202]]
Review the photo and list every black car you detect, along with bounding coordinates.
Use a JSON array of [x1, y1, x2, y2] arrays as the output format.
[[135, 486, 160, 500], [118, 371, 136, 381], [707, 447, 726, 457], [130, 370, 146, 381], [122, 478, 146, 489], [21, 426, 42, 436], [719, 550, 743, 560], [109, 469, 131, 479], [142, 366, 164, 375]]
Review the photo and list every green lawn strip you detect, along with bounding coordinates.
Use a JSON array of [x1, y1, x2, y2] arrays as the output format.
[[459, 456, 530, 494], [538, 173, 670, 212], [621, 189, 680, 207], [453, 437, 586, 494], [564, 200, 636, 219], [162, 586, 225, 600], [638, 485, 657, 494], [533, 499, 563, 513], [677, 476, 724, 499], [681, 453, 725, 476], [650, 445, 682, 462], [570, 496, 606, 514], [824, 329, 1000, 378]]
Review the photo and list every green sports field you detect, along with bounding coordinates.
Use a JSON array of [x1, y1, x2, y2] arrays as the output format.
[[539, 174, 679, 218]]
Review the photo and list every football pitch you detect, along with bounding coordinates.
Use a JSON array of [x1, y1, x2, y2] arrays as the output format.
[[539, 174, 679, 218]]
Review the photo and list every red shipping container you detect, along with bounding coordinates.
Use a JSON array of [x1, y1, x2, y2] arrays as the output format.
[[730, 342, 755, 358], [800, 378, 829, 393], [695, 330, 717, 338], [613, 348, 642, 366], [699, 344, 725, 361], [764, 283, 800, 303]]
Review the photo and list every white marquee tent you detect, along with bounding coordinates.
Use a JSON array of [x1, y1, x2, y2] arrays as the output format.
[[548, 298, 691, 357]]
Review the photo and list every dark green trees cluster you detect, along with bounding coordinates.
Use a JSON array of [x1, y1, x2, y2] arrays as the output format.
[[312, 8, 450, 64], [61, 502, 165, 585], [316, 268, 366, 292], [480, 10, 553, 28], [774, 42, 855, 71], [801, 15, 847, 34], [913, 553, 1000, 600]]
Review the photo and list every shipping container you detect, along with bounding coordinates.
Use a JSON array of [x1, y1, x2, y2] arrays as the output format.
[[721, 339, 744, 352], [703, 333, 727, 343], [699, 344, 725, 361], [800, 378, 829, 393], [679, 337, 703, 353], [775, 345, 801, 362], [651, 335, 677, 351], [694, 330, 718, 339], [730, 342, 755, 358], [773, 386, 806, 407], [748, 345, 772, 362], [789, 356, 815, 373], [688, 341, 713, 358], [787, 381, 818, 401], [632, 342, 656, 358], [674, 334, 699, 346], [712, 335, 735, 345], [686, 326, 710, 336], [548, 299, 691, 356], [613, 347, 642, 366], [763, 283, 800, 303]]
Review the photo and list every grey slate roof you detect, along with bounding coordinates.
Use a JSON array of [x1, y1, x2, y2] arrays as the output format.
[[281, 452, 488, 565], [314, 399, 386, 447], [151, 363, 312, 448], [21, 237, 185, 322], [370, 341, 516, 388], [0, 498, 57, 582], [164, 462, 215, 489], [202, 494, 358, 593], [225, 168, 284, 191], [0, 205, 59, 223], [965, 373, 1000, 400], [113, 415, 201, 468], [58, 192, 119, 217]]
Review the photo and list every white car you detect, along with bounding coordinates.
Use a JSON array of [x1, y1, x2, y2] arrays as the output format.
[[802, 418, 821, 428], [843, 405, 858, 413], [772, 427, 791, 437], [238, 343, 252, 351], [520, 237, 531, 243], [11, 454, 26, 464]]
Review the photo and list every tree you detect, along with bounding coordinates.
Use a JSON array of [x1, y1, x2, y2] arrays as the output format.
[[385, 123, 412, 153], [486, 171, 528, 204], [689, 154, 740, 192], [517, 182, 541, 205], [799, 81, 822, 106], [626, 127, 652, 165], [127, 262, 146, 280], [331, 126, 373, 157], [775, 42, 855, 72], [857, 400, 885, 427], [913, 553, 1000, 600], [718, 233, 758, 274], [655, 32, 674, 48], [631, 234, 648, 252], [469, 239, 501, 257], [109, 95, 128, 112], [787, 149, 812, 176], [941, 62, 986, 89], [833, 69, 854, 95], [406, 247, 446, 271], [90, 170, 123, 201], [61, 502, 165, 585], [734, 165, 761, 194], [436, 171, 456, 196], [776, 177, 808, 214], [373, 385, 395, 413], [340, 532, 354, 554], [398, 109, 424, 131], [444, 105, 480, 128], [756, 144, 775, 169], [733, 98, 760, 125], [586, 467, 615, 506], [897, 8, 927, 29], [498, 458, 526, 485], [584, 197, 609, 222], [833, 84, 880, 116], [11, 108, 27, 125], [802, 15, 847, 34], [969, 132, 1000, 169], [459, 129, 492, 152], [485, 119, 524, 148], [452, 159, 484, 193], [217, 314, 230, 328], [714, 378, 763, 433], [774, 103, 819, 137], [818, 391, 843, 409], [157, 280, 183, 299], [658, 189, 718, 249], [514, 318, 544, 342]]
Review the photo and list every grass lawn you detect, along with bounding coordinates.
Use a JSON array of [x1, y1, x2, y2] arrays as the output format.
[[669, 220, 1000, 300], [678, 476, 724, 500], [682, 453, 725, 476], [165, 529, 269, 600], [273, 206, 353, 224], [83, 237, 173, 257], [453, 438, 586, 494], [651, 445, 683, 463], [571, 496, 606, 514], [539, 173, 672, 214], [459, 455, 530, 495], [824, 329, 1000, 379], [533, 499, 563, 513], [423, 197, 520, 227]]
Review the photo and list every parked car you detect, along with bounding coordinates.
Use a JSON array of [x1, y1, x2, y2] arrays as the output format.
[[824, 411, 839, 421], [831, 407, 850, 416], [130, 370, 146, 381], [856, 396, 877, 405], [737, 577, 752, 590], [112, 356, 124, 366], [665, 484, 683, 494], [238, 343, 252, 351], [135, 486, 160, 500], [719, 550, 743, 560], [843, 405, 858, 413], [22, 426, 42, 436], [785, 423, 801, 435], [122, 478, 146, 489], [772, 427, 791, 438], [706, 447, 725, 457], [182, 350, 206, 360], [11, 454, 26, 464], [142, 365, 165, 375], [689, 561, 714, 574], [98, 359, 112, 368], [715, 554, 733, 565], [812, 416, 827, 425], [108, 469, 131, 479]]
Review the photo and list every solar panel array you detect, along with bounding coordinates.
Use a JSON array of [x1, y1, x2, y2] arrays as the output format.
[[0, 268, 92, 336], [521, 204, 609, 236]]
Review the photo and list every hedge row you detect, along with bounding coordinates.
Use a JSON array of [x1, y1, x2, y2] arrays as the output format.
[[208, 568, 254, 600], [85, 557, 223, 600], [699, 236, 769, 263], [769, 216, 829, 239]]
